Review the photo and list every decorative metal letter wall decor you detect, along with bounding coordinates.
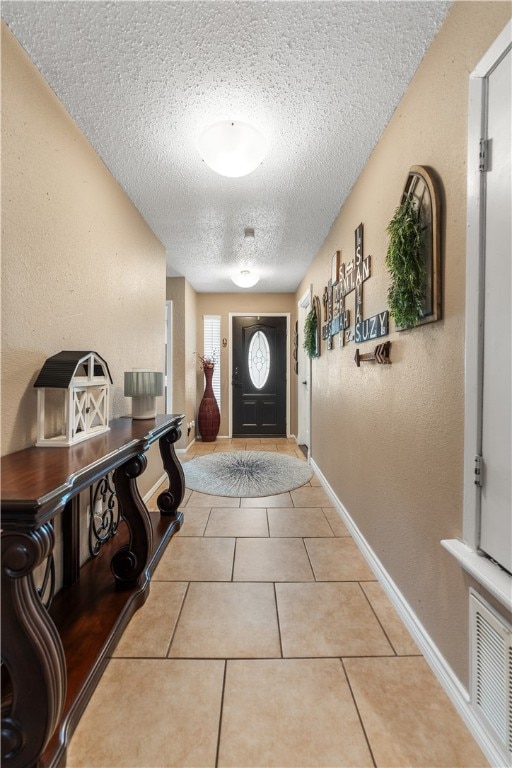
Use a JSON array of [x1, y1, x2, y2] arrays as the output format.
[[322, 225, 389, 352], [330, 251, 341, 338], [355, 311, 389, 344], [331, 250, 341, 283], [320, 250, 343, 347]]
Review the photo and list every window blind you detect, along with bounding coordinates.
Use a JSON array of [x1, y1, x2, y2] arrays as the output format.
[[203, 315, 221, 408]]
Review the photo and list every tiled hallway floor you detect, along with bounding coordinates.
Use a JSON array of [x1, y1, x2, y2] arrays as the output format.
[[67, 439, 488, 768]]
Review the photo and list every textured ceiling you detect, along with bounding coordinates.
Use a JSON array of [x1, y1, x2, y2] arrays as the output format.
[[2, 1, 451, 293]]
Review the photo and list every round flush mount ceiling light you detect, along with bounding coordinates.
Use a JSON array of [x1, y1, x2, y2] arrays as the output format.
[[231, 269, 260, 288], [196, 120, 268, 178], [231, 227, 260, 287]]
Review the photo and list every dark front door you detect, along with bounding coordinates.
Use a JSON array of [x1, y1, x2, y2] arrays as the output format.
[[232, 316, 287, 437]]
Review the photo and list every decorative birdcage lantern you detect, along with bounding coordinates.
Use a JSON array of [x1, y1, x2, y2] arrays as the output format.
[[34, 351, 112, 447]]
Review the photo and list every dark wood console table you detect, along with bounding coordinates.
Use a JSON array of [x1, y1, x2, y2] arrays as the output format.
[[1, 414, 185, 768]]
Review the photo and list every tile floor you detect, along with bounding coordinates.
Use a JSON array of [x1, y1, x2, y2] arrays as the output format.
[[67, 438, 489, 768]]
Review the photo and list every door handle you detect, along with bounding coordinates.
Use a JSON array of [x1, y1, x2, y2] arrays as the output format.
[[302, 380, 308, 385]]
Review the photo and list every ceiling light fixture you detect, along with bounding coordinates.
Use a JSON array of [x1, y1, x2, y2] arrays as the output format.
[[231, 269, 260, 288], [196, 120, 268, 178], [231, 227, 260, 287]]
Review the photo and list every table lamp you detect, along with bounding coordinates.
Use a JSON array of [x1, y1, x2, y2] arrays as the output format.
[[124, 369, 164, 419]]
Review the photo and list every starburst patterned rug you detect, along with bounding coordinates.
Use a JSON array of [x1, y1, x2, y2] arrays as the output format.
[[182, 451, 313, 497]]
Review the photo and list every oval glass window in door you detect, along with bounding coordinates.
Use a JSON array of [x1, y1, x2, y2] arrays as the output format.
[[248, 330, 270, 389]]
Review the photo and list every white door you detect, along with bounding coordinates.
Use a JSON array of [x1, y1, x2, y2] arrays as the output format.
[[297, 289, 311, 450], [464, 22, 511, 574], [479, 41, 511, 571]]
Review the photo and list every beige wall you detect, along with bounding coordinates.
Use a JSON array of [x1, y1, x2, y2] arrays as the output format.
[[1, 25, 166, 494], [196, 293, 296, 437], [296, 1, 511, 688]]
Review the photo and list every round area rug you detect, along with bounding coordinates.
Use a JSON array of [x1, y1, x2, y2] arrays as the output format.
[[183, 451, 313, 497]]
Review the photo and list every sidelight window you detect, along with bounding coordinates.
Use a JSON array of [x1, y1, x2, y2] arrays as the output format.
[[203, 315, 221, 408]]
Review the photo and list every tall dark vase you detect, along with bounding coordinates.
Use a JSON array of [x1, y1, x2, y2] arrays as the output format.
[[198, 365, 220, 442]]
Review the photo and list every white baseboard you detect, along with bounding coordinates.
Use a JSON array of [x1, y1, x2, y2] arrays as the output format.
[[176, 438, 196, 454], [191, 435, 230, 444], [309, 456, 507, 768]]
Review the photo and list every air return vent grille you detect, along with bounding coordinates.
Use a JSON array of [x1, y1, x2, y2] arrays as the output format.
[[470, 591, 511, 758]]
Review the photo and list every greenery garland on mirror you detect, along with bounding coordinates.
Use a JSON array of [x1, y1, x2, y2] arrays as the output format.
[[303, 306, 319, 358], [386, 195, 426, 329]]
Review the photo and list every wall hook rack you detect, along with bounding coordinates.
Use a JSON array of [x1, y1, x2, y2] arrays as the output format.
[[354, 341, 391, 367]]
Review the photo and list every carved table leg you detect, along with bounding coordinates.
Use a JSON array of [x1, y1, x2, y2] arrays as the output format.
[[157, 425, 185, 516], [1, 525, 66, 768], [62, 495, 80, 587], [112, 453, 152, 589]]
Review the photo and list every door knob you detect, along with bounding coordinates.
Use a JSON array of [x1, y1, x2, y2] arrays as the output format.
[[302, 380, 307, 385]]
